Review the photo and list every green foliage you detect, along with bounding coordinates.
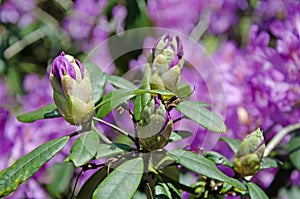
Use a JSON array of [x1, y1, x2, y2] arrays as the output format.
[[168, 150, 246, 191], [0, 136, 69, 197], [288, 132, 300, 170], [220, 137, 242, 154], [68, 130, 99, 167], [95, 143, 133, 159], [247, 182, 269, 199], [107, 75, 137, 90], [96, 89, 136, 118], [17, 103, 59, 123], [93, 158, 144, 199], [168, 131, 193, 143], [175, 101, 226, 133], [85, 62, 107, 103], [45, 162, 74, 198]]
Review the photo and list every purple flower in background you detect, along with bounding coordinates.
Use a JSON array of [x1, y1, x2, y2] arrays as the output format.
[[0, 0, 36, 27], [0, 74, 76, 198], [63, 0, 127, 52], [147, 0, 247, 35]]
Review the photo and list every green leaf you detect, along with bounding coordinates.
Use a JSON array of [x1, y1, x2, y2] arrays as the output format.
[[203, 151, 233, 167], [288, 132, 300, 170], [0, 136, 69, 197], [260, 157, 280, 170], [176, 84, 192, 98], [45, 162, 74, 198], [156, 182, 182, 199], [175, 101, 226, 133], [96, 143, 133, 159], [168, 150, 246, 191], [85, 62, 107, 103], [134, 65, 151, 121], [247, 182, 269, 199], [169, 131, 193, 143], [134, 89, 176, 99], [93, 157, 144, 199], [220, 137, 242, 154], [77, 166, 108, 199], [69, 130, 99, 167], [17, 103, 59, 123], [107, 75, 137, 90], [96, 89, 135, 119]]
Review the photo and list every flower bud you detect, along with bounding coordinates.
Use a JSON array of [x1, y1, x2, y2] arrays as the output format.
[[233, 128, 265, 177], [137, 97, 173, 151], [50, 52, 94, 126], [150, 34, 184, 93]]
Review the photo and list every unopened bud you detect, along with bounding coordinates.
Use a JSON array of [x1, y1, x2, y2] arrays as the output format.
[[233, 128, 265, 177], [150, 34, 184, 93], [50, 52, 94, 126], [137, 97, 173, 151]]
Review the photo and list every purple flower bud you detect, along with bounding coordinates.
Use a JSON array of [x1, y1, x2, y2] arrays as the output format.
[[51, 51, 84, 83], [152, 34, 183, 68], [50, 52, 94, 126]]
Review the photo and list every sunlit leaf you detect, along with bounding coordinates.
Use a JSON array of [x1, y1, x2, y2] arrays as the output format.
[[260, 157, 281, 170], [93, 157, 144, 199], [0, 136, 69, 197], [85, 62, 107, 103], [203, 151, 233, 167], [168, 131, 193, 143], [175, 101, 226, 133], [17, 103, 59, 123], [96, 143, 133, 159], [69, 130, 99, 167], [96, 89, 135, 119], [107, 75, 137, 90], [168, 150, 246, 191], [220, 137, 241, 154], [247, 182, 269, 199], [134, 65, 151, 121]]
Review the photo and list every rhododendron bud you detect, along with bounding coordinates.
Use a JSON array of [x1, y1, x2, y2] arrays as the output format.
[[150, 34, 184, 93], [137, 97, 173, 151], [234, 128, 265, 177], [50, 52, 94, 126]]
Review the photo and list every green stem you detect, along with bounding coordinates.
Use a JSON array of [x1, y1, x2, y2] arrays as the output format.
[[264, 123, 300, 157], [93, 117, 135, 142]]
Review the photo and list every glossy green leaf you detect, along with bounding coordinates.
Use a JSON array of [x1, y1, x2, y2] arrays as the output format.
[[203, 151, 233, 167], [0, 136, 69, 197], [175, 101, 226, 133], [260, 157, 280, 170], [220, 137, 241, 154], [77, 166, 108, 199], [156, 182, 182, 199], [45, 162, 74, 198], [247, 182, 269, 199], [169, 131, 193, 143], [93, 157, 144, 199], [96, 143, 132, 159], [17, 103, 59, 123], [96, 89, 135, 119], [107, 75, 137, 90], [134, 65, 151, 121], [69, 130, 99, 167], [288, 132, 300, 170], [168, 150, 246, 191], [85, 62, 107, 103]]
